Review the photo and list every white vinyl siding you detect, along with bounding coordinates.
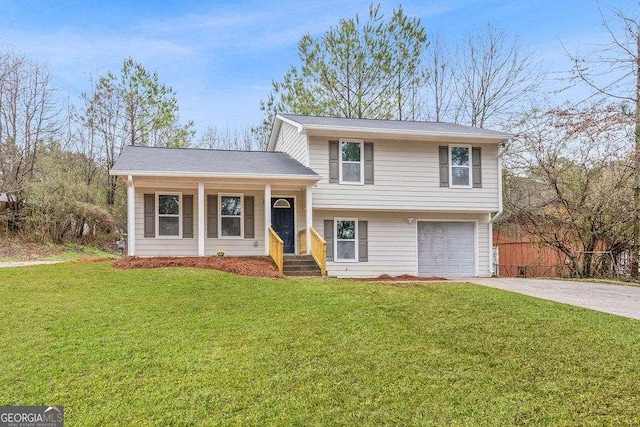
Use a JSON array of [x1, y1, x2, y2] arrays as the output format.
[[309, 136, 499, 211], [136, 188, 197, 256], [315, 210, 491, 278], [135, 187, 266, 257], [274, 122, 309, 166]]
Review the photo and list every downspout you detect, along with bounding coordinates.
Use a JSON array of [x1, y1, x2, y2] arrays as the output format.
[[490, 139, 511, 224], [489, 139, 510, 276]]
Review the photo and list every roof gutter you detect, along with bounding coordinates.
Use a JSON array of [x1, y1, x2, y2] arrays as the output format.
[[300, 124, 512, 142], [109, 169, 320, 181]]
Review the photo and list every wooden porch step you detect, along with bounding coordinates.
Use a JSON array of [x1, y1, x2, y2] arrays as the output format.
[[283, 255, 322, 276]]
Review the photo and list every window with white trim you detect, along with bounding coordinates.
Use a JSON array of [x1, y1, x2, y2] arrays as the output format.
[[157, 193, 181, 237], [340, 140, 364, 184], [335, 219, 358, 261], [219, 194, 243, 238], [449, 145, 472, 187]]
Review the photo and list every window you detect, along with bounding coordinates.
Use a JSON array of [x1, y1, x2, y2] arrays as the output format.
[[340, 140, 363, 184], [335, 219, 358, 261], [273, 198, 291, 208], [157, 193, 181, 237], [449, 145, 472, 187], [219, 194, 243, 238]]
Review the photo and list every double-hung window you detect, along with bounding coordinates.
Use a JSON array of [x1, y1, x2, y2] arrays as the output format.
[[449, 145, 472, 188], [157, 193, 181, 237], [340, 140, 364, 184], [219, 194, 243, 238], [335, 219, 358, 261]]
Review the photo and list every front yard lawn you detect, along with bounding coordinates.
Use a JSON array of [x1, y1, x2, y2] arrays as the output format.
[[1, 262, 638, 425]]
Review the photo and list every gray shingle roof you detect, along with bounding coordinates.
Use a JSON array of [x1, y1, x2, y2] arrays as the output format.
[[110, 145, 319, 178], [279, 114, 512, 139]]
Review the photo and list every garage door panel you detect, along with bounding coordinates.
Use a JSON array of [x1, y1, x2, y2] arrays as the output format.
[[418, 222, 475, 277]]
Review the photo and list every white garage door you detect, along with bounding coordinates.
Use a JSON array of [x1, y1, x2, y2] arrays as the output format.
[[418, 222, 475, 277]]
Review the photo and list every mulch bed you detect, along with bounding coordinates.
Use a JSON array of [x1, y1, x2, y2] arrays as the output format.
[[112, 258, 444, 281], [112, 256, 284, 278]]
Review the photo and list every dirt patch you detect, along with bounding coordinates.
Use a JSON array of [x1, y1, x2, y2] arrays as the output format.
[[357, 274, 447, 282], [112, 256, 284, 278], [0, 239, 66, 260]]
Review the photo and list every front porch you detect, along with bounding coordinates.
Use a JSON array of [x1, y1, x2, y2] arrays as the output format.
[[124, 174, 326, 274]]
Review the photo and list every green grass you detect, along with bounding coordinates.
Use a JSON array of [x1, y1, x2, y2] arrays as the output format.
[[1, 262, 639, 426], [43, 244, 118, 261]]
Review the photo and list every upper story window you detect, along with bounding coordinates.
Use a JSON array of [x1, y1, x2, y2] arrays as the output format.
[[219, 194, 243, 238], [157, 193, 181, 237], [449, 145, 472, 188], [340, 140, 364, 184]]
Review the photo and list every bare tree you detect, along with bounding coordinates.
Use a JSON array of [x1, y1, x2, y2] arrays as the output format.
[[503, 104, 635, 277], [0, 50, 63, 230], [565, 2, 640, 277], [424, 36, 458, 123], [455, 24, 540, 128], [195, 124, 256, 151]]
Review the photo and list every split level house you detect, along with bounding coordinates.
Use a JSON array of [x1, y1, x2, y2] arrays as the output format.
[[110, 114, 512, 278]]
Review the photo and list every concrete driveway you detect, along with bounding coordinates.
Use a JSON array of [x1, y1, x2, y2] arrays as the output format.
[[465, 277, 640, 320]]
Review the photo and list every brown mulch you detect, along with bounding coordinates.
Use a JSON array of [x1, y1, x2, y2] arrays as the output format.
[[112, 256, 284, 278], [357, 274, 447, 282]]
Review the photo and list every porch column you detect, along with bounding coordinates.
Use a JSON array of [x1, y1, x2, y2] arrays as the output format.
[[127, 175, 135, 256], [264, 184, 271, 256], [198, 182, 205, 256], [306, 185, 313, 254]]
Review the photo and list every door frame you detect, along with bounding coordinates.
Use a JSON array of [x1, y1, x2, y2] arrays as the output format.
[[415, 219, 479, 277], [271, 195, 297, 254]]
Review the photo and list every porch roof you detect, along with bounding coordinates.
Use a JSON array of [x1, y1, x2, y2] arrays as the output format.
[[110, 145, 320, 181]]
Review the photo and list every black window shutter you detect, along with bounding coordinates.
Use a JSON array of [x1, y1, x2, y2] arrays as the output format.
[[472, 147, 482, 188], [324, 220, 334, 261], [144, 194, 155, 238], [207, 195, 218, 238], [244, 196, 255, 238], [183, 195, 194, 238], [439, 146, 449, 187], [364, 142, 374, 185], [329, 141, 339, 183], [358, 221, 368, 262]]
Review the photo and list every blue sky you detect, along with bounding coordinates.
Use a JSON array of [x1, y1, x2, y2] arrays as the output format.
[[0, 0, 633, 136]]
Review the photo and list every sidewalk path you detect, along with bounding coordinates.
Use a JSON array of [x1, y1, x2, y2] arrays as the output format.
[[0, 260, 63, 268]]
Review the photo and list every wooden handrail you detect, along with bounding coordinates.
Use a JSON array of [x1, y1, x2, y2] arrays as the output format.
[[268, 227, 284, 274], [299, 229, 308, 255], [309, 226, 327, 276]]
